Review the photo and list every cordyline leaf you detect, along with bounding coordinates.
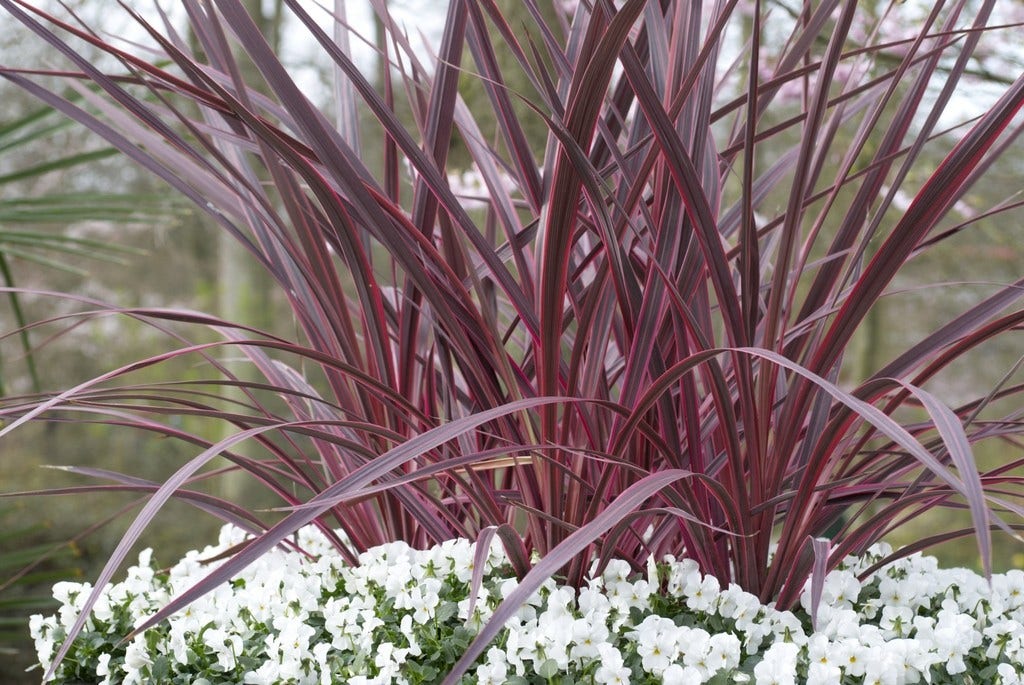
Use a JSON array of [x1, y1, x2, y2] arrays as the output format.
[[399, 0, 468, 397], [329, 0, 360, 155], [463, 0, 543, 212], [815, 69, 1024, 375], [0, 288, 438, 448], [873, 276, 1024, 383], [609, 346, 990, 594], [772, 363, 1011, 604], [890, 381, 992, 578], [280, 0, 541, 337], [0, 471, 266, 537], [809, 537, 830, 633], [858, 523, 1024, 581], [36, 417, 315, 681], [30, 411, 378, 679], [739, 0, 762, 343], [466, 524, 531, 617], [537, 0, 645, 407], [597, 504, 742, 576], [0, 336, 240, 441], [790, 1, 961, 343], [763, 0, 858, 354], [277, 442, 593, 512], [121, 396, 577, 643], [206, 0, 398, 382]]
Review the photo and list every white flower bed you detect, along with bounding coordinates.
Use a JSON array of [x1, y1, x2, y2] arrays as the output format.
[[29, 524, 1024, 684]]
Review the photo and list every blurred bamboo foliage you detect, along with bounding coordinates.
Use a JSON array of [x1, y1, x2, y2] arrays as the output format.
[[0, 6, 196, 681]]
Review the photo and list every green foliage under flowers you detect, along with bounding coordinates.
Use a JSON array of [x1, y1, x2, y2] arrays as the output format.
[[28, 525, 1024, 684], [1, 0, 1024, 682]]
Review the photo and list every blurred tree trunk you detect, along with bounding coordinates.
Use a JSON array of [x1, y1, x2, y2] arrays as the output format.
[[188, 0, 283, 502], [218, 0, 280, 337]]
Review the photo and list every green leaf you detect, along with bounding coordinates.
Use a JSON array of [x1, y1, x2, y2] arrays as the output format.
[[435, 601, 458, 623], [151, 655, 170, 681], [537, 658, 560, 679]]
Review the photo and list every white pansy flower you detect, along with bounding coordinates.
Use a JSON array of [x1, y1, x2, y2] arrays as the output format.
[[995, 570, 1024, 612], [593, 643, 631, 685], [744, 618, 774, 655], [831, 637, 869, 678], [805, 634, 841, 685], [122, 635, 152, 685], [634, 615, 680, 675], [122, 634, 151, 671], [770, 610, 808, 646], [801, 568, 861, 615], [535, 607, 574, 669], [999, 662, 1024, 685], [662, 662, 704, 685], [754, 640, 799, 685], [685, 573, 720, 613], [243, 659, 280, 685], [95, 652, 113, 685], [875, 575, 920, 611], [707, 631, 742, 673], [578, 580, 612, 616], [373, 641, 409, 680], [312, 642, 332, 685], [28, 613, 57, 671], [680, 626, 712, 676], [665, 557, 701, 596], [602, 559, 632, 585], [31, 523, 1024, 685], [570, 615, 609, 661], [409, 576, 442, 624], [879, 604, 914, 637], [203, 626, 243, 671], [985, 619, 1024, 659], [476, 647, 509, 685], [807, 660, 843, 685], [719, 585, 762, 630], [820, 607, 862, 639]]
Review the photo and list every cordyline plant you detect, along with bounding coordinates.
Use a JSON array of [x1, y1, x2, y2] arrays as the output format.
[[2, 0, 1024, 681]]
